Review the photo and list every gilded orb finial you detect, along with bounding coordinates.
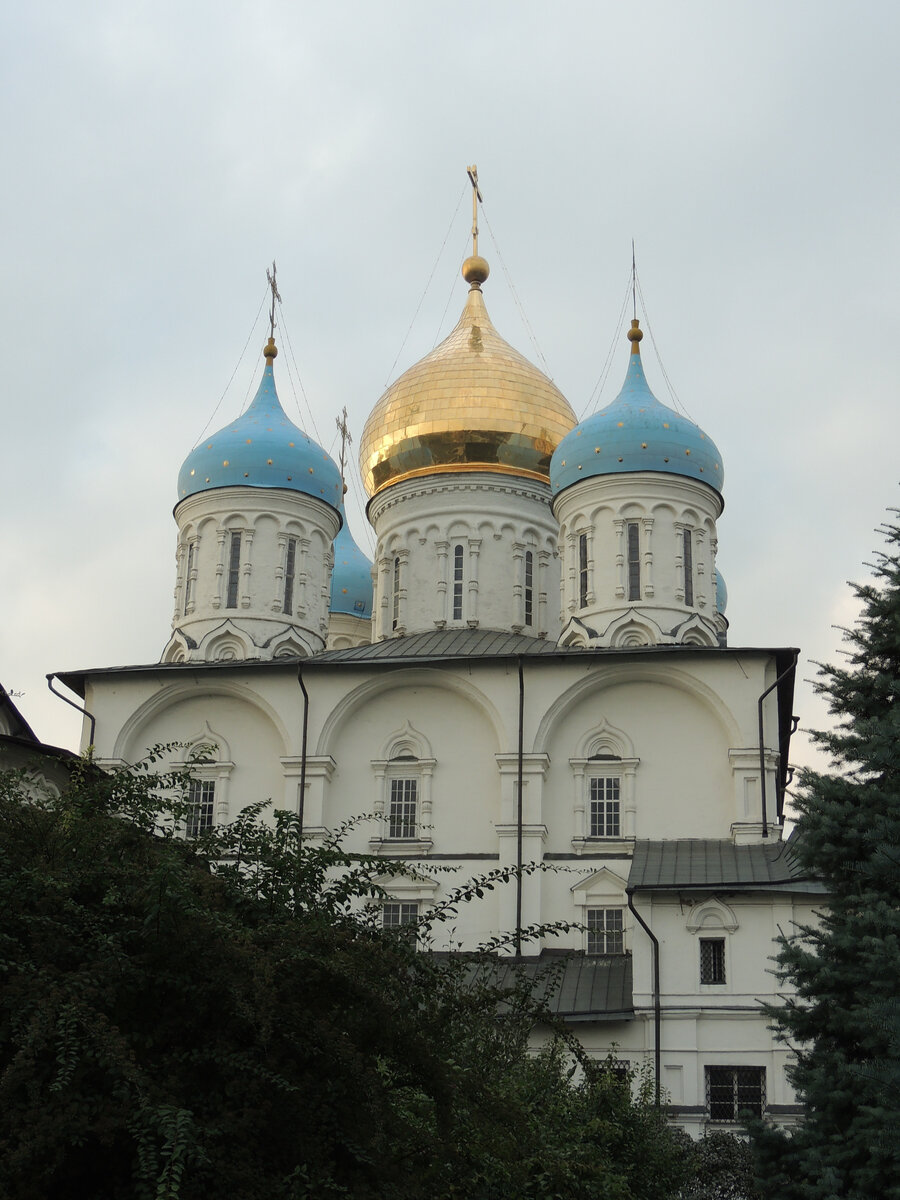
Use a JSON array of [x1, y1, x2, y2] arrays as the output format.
[[264, 336, 278, 361], [627, 318, 643, 354], [462, 255, 490, 288]]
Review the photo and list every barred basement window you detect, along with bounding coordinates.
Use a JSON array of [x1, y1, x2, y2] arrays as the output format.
[[283, 537, 297, 614], [183, 542, 195, 615], [382, 901, 419, 946], [706, 1066, 765, 1121], [586, 907, 624, 954], [452, 544, 464, 621], [683, 528, 694, 607], [626, 522, 641, 601], [700, 938, 726, 984], [226, 532, 242, 609], [589, 776, 621, 837], [388, 778, 417, 839], [524, 550, 534, 627], [391, 555, 400, 630], [186, 779, 215, 838], [578, 533, 589, 608]]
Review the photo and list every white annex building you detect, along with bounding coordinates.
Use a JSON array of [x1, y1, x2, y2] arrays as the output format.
[[53, 228, 824, 1135]]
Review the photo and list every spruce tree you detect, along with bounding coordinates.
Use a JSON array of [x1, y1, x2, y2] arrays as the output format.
[[754, 517, 900, 1199]]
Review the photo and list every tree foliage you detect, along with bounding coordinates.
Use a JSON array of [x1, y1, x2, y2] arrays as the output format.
[[753, 518, 900, 1198], [0, 751, 694, 1199]]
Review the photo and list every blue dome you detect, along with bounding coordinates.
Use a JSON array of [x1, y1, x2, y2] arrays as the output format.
[[330, 508, 373, 618], [177, 351, 343, 514], [550, 323, 724, 500], [716, 569, 728, 615]]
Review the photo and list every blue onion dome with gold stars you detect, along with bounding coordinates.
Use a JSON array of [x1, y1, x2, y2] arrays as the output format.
[[550, 319, 724, 501], [177, 337, 343, 515], [330, 500, 373, 618]]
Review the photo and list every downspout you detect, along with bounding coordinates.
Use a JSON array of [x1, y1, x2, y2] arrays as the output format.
[[47, 674, 96, 749], [757, 656, 797, 839], [297, 667, 309, 842], [515, 657, 524, 957], [627, 888, 661, 1107]]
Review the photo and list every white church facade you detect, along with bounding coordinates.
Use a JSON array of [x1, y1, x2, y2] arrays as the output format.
[[53, 242, 822, 1135]]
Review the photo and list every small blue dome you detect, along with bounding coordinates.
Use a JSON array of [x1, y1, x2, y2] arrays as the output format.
[[330, 509, 373, 618], [177, 350, 343, 514], [550, 322, 724, 500], [716, 569, 728, 615]]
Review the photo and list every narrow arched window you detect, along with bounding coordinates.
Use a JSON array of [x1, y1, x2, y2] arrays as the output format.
[[683, 529, 694, 607], [626, 522, 641, 601], [226, 532, 242, 609], [283, 537, 297, 614], [183, 542, 195, 615], [452, 544, 464, 621], [524, 550, 534, 627], [391, 556, 401, 630], [578, 534, 588, 609]]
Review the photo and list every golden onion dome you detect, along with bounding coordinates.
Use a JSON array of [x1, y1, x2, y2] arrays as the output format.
[[359, 256, 576, 498]]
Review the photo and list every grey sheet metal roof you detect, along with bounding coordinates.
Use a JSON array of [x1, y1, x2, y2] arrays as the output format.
[[307, 628, 564, 664], [467, 953, 633, 1022], [627, 838, 826, 893]]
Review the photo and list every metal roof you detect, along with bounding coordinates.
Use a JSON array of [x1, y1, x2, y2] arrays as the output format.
[[465, 953, 633, 1022], [627, 838, 825, 892]]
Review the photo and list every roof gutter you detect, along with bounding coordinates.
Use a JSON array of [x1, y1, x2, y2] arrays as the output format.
[[46, 673, 96, 749]]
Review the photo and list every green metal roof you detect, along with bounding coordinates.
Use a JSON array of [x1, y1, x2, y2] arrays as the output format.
[[627, 838, 825, 892], [465, 953, 633, 1022]]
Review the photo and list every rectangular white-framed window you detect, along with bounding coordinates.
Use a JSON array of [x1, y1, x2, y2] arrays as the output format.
[[186, 779, 215, 838], [626, 521, 641, 601], [578, 533, 589, 608], [586, 907, 625, 954], [705, 1066, 766, 1122], [283, 536, 297, 614], [700, 937, 726, 984], [388, 777, 417, 839], [589, 776, 621, 838], [382, 901, 419, 946], [226, 531, 242, 609]]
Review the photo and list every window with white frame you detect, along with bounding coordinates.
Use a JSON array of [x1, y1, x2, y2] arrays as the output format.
[[226, 531, 242, 609], [586, 907, 625, 954], [570, 722, 639, 847], [588, 773, 621, 838], [452, 543, 464, 621], [186, 779, 215, 838], [388, 775, 418, 839], [578, 533, 589, 608], [524, 550, 534, 627], [183, 540, 196, 615], [626, 521, 641, 601], [283, 536, 297, 614], [382, 900, 419, 946], [370, 723, 436, 852], [391, 555, 401, 630], [682, 528, 694, 607], [705, 1066, 765, 1121]]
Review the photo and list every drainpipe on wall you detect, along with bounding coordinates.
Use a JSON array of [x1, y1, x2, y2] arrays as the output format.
[[515, 657, 524, 957], [626, 888, 661, 1107], [47, 674, 96, 749], [297, 667, 309, 842]]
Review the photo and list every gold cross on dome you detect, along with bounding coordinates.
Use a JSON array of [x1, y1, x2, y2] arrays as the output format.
[[467, 164, 483, 257]]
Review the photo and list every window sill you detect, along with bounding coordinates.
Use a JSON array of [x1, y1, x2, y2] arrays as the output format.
[[571, 837, 634, 856], [368, 837, 434, 856]]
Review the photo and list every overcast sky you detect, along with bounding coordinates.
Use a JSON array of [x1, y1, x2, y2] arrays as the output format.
[[2, 1, 898, 776]]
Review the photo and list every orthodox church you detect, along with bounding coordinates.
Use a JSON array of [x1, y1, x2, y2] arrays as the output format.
[[53, 215, 823, 1135]]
